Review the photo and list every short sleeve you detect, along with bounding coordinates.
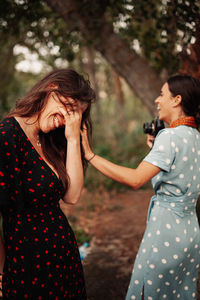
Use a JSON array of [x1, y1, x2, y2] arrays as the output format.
[[143, 129, 175, 172]]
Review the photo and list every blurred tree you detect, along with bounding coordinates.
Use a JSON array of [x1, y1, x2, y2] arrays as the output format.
[[0, 0, 199, 115]]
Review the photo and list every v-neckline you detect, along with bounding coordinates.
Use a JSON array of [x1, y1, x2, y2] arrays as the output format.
[[12, 116, 61, 181]]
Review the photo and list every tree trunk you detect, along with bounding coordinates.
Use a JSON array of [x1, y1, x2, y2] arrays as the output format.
[[45, 0, 163, 115]]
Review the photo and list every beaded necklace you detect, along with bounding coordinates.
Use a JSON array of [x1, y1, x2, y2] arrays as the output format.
[[170, 116, 197, 128]]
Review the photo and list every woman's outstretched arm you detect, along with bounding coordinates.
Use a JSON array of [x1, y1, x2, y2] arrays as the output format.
[[81, 127, 160, 190]]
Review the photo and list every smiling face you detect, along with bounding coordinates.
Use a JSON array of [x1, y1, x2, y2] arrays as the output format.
[[155, 82, 176, 124], [38, 92, 88, 133]]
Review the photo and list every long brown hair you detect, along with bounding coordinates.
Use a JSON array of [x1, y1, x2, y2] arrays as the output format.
[[9, 69, 96, 191]]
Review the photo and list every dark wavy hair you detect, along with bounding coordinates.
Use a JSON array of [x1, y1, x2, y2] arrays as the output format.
[[167, 75, 200, 128], [9, 69, 96, 191]]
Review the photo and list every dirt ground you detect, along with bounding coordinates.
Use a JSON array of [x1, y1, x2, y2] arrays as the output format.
[[64, 188, 200, 300]]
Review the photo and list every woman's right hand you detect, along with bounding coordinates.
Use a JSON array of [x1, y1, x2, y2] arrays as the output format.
[[147, 134, 154, 149], [81, 124, 94, 161]]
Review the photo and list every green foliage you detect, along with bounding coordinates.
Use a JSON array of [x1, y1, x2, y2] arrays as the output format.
[[72, 226, 91, 246], [85, 81, 152, 191]]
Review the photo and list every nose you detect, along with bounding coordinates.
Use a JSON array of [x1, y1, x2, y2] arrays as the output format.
[[155, 96, 159, 104]]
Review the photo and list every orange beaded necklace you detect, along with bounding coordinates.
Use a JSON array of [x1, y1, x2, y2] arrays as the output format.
[[170, 116, 197, 128]]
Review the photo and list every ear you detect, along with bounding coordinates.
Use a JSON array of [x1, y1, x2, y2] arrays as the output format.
[[172, 95, 182, 107]]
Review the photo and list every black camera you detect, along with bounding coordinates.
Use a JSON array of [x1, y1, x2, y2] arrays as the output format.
[[143, 117, 165, 137]]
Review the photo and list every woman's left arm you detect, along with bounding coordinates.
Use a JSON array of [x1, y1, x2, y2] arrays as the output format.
[[58, 107, 84, 204]]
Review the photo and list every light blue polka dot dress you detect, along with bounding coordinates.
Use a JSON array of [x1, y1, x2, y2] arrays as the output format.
[[126, 126, 200, 300]]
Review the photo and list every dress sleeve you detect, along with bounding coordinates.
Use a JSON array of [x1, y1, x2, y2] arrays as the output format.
[[0, 127, 23, 214], [143, 129, 175, 172]]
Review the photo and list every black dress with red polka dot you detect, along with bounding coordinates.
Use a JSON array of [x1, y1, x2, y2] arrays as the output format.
[[0, 117, 87, 299]]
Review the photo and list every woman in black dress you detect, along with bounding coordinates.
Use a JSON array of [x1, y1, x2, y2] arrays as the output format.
[[0, 69, 95, 299]]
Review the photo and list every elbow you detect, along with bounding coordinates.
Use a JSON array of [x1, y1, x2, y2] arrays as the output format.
[[63, 192, 82, 205], [130, 180, 142, 191]]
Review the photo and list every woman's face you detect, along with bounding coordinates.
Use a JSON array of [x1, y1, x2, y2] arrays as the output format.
[[38, 92, 88, 133], [155, 82, 175, 124]]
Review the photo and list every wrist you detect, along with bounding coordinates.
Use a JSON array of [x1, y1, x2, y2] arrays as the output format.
[[87, 153, 96, 162]]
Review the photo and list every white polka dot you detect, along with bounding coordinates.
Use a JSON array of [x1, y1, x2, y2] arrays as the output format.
[[179, 173, 184, 179], [164, 242, 170, 247], [188, 220, 191, 224], [176, 237, 180, 242], [192, 147, 195, 152], [195, 158, 197, 163], [187, 183, 191, 187], [147, 232, 152, 237], [175, 147, 179, 152], [184, 229, 187, 234], [173, 254, 178, 259], [156, 230, 160, 235], [169, 269, 174, 274], [190, 238, 193, 242], [172, 290, 176, 294], [187, 192, 191, 196], [183, 138, 187, 143], [171, 141, 175, 147], [176, 219, 180, 224], [131, 296, 136, 300], [183, 156, 188, 161], [166, 159, 170, 164], [149, 264, 155, 269], [177, 294, 181, 298], [192, 277, 196, 282], [148, 297, 153, 300], [186, 272, 190, 276], [193, 176, 196, 180], [159, 145, 164, 150], [153, 247, 158, 253], [162, 259, 167, 264], [138, 264, 142, 269], [162, 295, 167, 298], [198, 150, 200, 155], [184, 248, 188, 252], [142, 248, 146, 253], [178, 280, 182, 284], [158, 274, 163, 278], [194, 227, 197, 232], [196, 264, 199, 268], [184, 286, 189, 290], [195, 244, 198, 249], [134, 280, 139, 285], [152, 216, 157, 221], [176, 189, 181, 193], [192, 293, 196, 298], [166, 224, 171, 229], [165, 191, 170, 195], [192, 199, 195, 203], [165, 282, 170, 286], [171, 164, 176, 169], [190, 165, 194, 170], [170, 202, 175, 207], [185, 206, 188, 210], [190, 258, 195, 263], [147, 280, 152, 285], [157, 288, 160, 292]]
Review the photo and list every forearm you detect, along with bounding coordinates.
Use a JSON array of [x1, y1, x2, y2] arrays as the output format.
[[63, 140, 84, 204], [89, 155, 160, 189], [89, 154, 139, 189], [0, 234, 5, 273]]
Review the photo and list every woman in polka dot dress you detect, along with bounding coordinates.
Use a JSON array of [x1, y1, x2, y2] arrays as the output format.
[[81, 75, 200, 299], [0, 69, 95, 299]]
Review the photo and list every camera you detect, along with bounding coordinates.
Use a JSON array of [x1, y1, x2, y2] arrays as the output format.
[[143, 117, 165, 137]]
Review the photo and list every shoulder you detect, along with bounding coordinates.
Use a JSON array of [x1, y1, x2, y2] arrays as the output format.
[[0, 117, 19, 146]]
